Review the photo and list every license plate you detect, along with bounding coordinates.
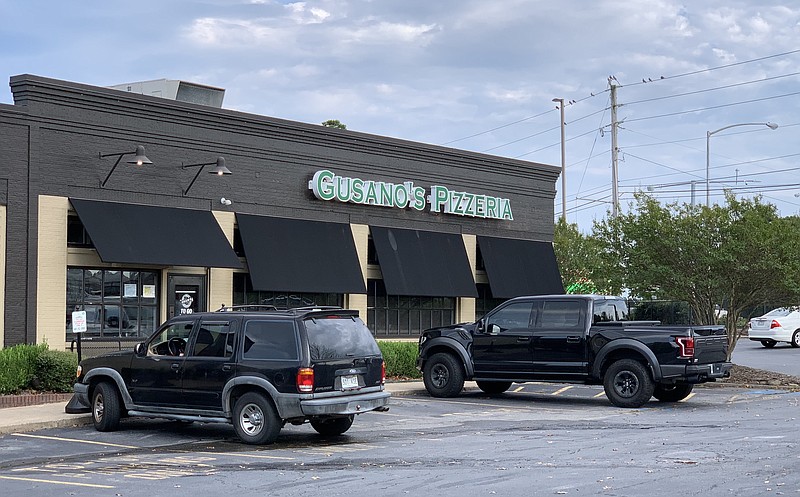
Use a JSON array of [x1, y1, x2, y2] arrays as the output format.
[[341, 375, 359, 390]]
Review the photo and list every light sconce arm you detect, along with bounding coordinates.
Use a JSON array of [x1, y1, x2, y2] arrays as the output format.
[[99, 145, 152, 188], [182, 157, 231, 196]]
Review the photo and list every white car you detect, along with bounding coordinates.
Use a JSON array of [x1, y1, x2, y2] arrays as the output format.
[[748, 308, 800, 348]]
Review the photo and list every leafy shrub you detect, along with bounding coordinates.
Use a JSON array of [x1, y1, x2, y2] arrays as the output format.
[[32, 349, 78, 392], [378, 341, 421, 379], [0, 343, 49, 394]]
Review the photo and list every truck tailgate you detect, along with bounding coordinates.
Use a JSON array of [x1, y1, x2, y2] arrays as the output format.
[[692, 326, 728, 363]]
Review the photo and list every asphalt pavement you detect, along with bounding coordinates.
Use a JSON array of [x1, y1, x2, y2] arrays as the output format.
[[0, 380, 447, 436]]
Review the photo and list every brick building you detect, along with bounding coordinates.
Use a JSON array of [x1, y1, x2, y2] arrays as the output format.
[[0, 74, 563, 350]]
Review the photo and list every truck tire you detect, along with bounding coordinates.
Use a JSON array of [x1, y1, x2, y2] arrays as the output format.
[[423, 352, 465, 398], [653, 383, 693, 402], [92, 382, 122, 432], [603, 359, 655, 408], [233, 392, 281, 445], [476, 381, 512, 394], [311, 415, 354, 436]]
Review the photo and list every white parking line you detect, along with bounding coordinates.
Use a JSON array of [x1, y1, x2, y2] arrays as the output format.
[[11, 433, 138, 449], [551, 386, 574, 396], [0, 475, 114, 489]]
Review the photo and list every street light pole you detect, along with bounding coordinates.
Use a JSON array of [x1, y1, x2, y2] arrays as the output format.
[[705, 122, 778, 207], [553, 98, 566, 222]]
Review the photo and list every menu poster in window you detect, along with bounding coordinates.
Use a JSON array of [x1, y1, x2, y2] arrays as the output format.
[[124, 284, 137, 298], [142, 285, 156, 298]]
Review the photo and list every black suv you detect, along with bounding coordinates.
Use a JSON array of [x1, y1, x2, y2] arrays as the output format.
[[66, 306, 390, 444]]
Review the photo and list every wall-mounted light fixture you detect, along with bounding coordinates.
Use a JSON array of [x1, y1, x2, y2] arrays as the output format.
[[182, 156, 232, 196], [99, 145, 152, 188], [220, 197, 232, 206]]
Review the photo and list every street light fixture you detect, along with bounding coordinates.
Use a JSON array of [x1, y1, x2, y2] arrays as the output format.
[[552, 98, 566, 222], [705, 122, 778, 207]]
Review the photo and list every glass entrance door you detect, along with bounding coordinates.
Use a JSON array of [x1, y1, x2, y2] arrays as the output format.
[[168, 274, 207, 318]]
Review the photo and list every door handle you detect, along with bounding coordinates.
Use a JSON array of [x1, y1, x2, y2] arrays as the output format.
[[171, 363, 180, 371], [222, 364, 232, 372], [566, 336, 581, 343], [516, 337, 530, 342]]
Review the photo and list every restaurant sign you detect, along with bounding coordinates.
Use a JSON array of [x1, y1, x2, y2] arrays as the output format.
[[308, 169, 513, 220]]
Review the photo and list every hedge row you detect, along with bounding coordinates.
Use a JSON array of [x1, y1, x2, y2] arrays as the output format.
[[378, 340, 421, 379], [0, 344, 78, 395], [0, 339, 420, 395]]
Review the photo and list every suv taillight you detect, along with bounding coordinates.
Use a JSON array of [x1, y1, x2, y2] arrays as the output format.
[[771, 320, 781, 329], [676, 336, 694, 359], [297, 368, 314, 393], [381, 361, 386, 385]]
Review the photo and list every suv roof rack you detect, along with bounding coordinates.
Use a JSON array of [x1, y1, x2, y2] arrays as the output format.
[[215, 305, 345, 314], [216, 304, 278, 312]]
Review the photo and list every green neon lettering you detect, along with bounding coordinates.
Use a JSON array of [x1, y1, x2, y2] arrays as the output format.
[[351, 178, 365, 203]]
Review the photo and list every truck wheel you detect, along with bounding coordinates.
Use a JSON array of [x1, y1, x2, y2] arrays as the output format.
[[423, 352, 465, 398], [791, 331, 800, 348], [653, 383, 693, 402], [603, 359, 654, 408], [92, 382, 122, 432], [311, 415, 354, 436], [476, 381, 512, 394], [761, 339, 777, 348], [233, 392, 281, 445]]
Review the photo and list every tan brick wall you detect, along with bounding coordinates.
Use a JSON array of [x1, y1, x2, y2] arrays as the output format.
[[37, 196, 69, 349], [458, 234, 477, 324], [347, 224, 369, 320], [211, 210, 236, 311]]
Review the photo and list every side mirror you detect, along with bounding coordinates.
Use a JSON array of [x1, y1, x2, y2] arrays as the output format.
[[134, 343, 146, 356], [488, 323, 501, 334]]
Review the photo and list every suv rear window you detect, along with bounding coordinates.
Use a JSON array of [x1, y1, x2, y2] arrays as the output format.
[[304, 316, 381, 360], [242, 320, 299, 360]]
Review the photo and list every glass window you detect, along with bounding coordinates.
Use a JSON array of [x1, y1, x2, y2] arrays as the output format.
[[539, 300, 585, 329], [148, 321, 194, 356], [66, 267, 160, 340], [366, 279, 455, 337], [593, 300, 630, 323], [232, 273, 343, 310], [305, 316, 381, 360], [487, 301, 534, 331], [475, 283, 507, 320], [191, 321, 235, 358], [67, 216, 93, 247], [242, 320, 299, 360]]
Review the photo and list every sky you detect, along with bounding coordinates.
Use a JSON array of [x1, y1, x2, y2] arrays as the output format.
[[1, 0, 798, 231]]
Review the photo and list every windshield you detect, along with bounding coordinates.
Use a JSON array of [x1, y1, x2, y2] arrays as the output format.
[[592, 300, 630, 323], [304, 316, 381, 361], [765, 308, 792, 317]]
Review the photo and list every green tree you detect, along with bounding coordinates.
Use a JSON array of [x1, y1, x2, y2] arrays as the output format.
[[593, 192, 800, 358], [321, 119, 347, 129], [553, 218, 620, 295]]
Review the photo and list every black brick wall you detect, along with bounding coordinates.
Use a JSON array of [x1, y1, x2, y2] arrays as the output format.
[[0, 74, 561, 346]]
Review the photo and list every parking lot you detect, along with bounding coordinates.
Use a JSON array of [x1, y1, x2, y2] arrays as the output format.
[[1, 383, 799, 496]]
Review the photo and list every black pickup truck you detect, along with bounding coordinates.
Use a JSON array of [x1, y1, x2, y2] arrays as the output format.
[[417, 295, 732, 408]]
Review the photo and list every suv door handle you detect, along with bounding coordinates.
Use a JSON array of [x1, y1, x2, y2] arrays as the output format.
[[516, 337, 530, 342], [222, 364, 232, 372], [171, 363, 180, 371], [566, 336, 581, 343]]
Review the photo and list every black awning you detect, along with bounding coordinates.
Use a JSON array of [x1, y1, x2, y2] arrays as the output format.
[[477, 236, 564, 298], [236, 214, 366, 294], [70, 199, 241, 268], [370, 226, 477, 297]]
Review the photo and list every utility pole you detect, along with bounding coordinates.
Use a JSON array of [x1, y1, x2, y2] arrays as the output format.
[[609, 80, 619, 217], [552, 98, 567, 222]]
